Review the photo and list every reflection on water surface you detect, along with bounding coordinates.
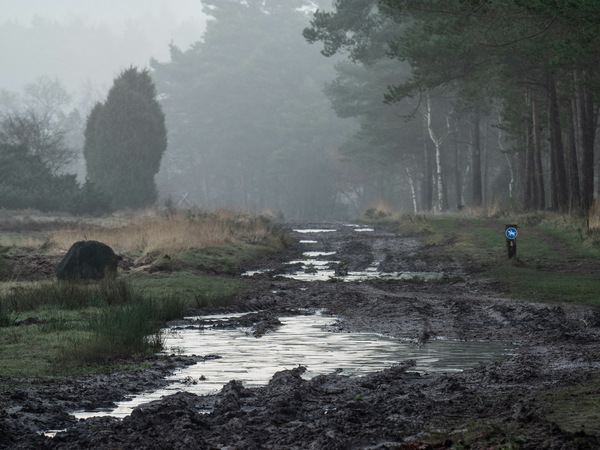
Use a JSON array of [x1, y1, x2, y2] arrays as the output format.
[[74, 311, 513, 420]]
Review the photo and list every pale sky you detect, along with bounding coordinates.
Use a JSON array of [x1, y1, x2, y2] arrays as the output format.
[[0, 0, 208, 95]]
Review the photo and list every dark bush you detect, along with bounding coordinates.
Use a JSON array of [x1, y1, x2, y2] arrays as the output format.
[[0, 143, 112, 214]]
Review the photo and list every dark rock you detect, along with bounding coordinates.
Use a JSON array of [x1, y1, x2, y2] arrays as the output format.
[[55, 241, 121, 281], [14, 317, 43, 326]]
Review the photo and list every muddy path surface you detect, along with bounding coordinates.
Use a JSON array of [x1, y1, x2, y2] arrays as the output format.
[[3, 221, 600, 449]]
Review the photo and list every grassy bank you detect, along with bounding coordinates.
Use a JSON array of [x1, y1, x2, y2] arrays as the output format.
[[0, 209, 288, 377], [364, 206, 600, 446], [0, 280, 185, 376], [364, 207, 600, 306]]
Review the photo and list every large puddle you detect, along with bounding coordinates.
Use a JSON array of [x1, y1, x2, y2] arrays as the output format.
[[72, 225, 513, 421], [244, 224, 449, 282], [74, 311, 514, 420]]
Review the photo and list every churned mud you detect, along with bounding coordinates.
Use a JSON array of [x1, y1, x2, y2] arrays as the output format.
[[2, 221, 600, 449]]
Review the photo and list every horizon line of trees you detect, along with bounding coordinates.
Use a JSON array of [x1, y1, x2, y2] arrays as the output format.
[[304, 0, 600, 216], [2, 0, 599, 220]]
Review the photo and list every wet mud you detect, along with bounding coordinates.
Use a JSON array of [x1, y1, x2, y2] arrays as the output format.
[[2, 221, 600, 448]]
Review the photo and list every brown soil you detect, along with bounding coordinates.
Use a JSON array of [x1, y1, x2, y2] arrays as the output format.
[[2, 221, 600, 449]]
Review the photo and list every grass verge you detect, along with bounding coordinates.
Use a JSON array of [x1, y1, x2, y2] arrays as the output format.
[[0, 280, 188, 376], [0, 209, 288, 377], [369, 209, 600, 306], [127, 271, 243, 308], [363, 207, 600, 448]]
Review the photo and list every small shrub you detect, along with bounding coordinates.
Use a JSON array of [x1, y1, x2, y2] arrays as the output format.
[[0, 247, 10, 280], [588, 200, 600, 244], [85, 301, 162, 357], [191, 289, 236, 308], [362, 202, 404, 224], [0, 144, 112, 215]]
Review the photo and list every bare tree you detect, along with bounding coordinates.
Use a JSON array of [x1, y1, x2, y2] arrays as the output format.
[[422, 93, 456, 212], [0, 77, 76, 173]]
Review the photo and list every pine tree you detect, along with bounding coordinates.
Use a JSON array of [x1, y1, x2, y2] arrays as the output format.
[[84, 67, 167, 210]]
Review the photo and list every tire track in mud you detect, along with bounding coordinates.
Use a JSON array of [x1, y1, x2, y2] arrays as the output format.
[[4, 221, 600, 449]]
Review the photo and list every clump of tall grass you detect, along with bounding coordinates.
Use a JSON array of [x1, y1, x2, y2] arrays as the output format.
[[74, 295, 186, 363], [0, 279, 188, 365], [0, 247, 9, 279], [361, 201, 405, 224], [588, 199, 600, 236], [0, 279, 136, 313], [49, 208, 288, 261]]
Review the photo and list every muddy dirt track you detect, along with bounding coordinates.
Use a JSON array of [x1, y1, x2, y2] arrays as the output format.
[[2, 221, 600, 449]]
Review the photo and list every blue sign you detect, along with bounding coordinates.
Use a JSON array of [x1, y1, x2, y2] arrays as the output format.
[[505, 227, 518, 239]]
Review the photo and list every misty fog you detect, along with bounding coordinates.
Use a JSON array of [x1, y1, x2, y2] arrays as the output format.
[[1, 1, 598, 219], [0, 0, 206, 91]]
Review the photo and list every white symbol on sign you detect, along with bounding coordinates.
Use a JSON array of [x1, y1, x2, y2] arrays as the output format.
[[506, 228, 517, 239]]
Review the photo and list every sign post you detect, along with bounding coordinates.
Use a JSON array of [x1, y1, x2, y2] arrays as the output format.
[[505, 224, 518, 259]]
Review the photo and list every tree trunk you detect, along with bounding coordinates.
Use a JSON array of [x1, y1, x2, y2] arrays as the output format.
[[405, 166, 418, 213], [482, 116, 489, 206], [470, 105, 483, 208], [531, 93, 545, 210], [496, 111, 516, 201], [434, 140, 444, 211], [424, 94, 454, 212], [574, 68, 596, 214], [454, 133, 463, 208], [524, 90, 535, 209], [421, 113, 434, 211], [547, 74, 569, 213], [568, 98, 581, 212]]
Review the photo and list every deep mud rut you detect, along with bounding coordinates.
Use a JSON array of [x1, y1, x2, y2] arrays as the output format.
[[3, 221, 600, 449]]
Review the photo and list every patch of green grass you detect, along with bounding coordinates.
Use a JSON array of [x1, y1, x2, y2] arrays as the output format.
[[0, 306, 101, 376], [127, 271, 242, 308], [420, 214, 598, 261], [0, 279, 140, 313], [515, 234, 561, 261], [179, 242, 274, 275], [543, 376, 600, 436], [75, 301, 164, 363], [492, 266, 600, 305], [0, 246, 10, 280], [402, 214, 586, 263], [0, 324, 61, 377], [537, 223, 600, 260], [0, 280, 188, 376], [396, 213, 600, 307], [417, 216, 462, 245]]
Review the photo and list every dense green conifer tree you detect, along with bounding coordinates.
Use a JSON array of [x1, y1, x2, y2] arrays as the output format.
[[84, 67, 167, 210]]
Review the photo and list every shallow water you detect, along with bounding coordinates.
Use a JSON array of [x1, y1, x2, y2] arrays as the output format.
[[243, 224, 450, 282], [73, 225, 509, 420], [74, 311, 513, 420], [293, 228, 337, 233]]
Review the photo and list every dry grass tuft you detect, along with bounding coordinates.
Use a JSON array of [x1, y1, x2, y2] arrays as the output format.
[[362, 201, 405, 222], [49, 209, 282, 260], [589, 200, 600, 231]]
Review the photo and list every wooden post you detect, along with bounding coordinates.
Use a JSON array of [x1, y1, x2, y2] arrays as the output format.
[[505, 224, 518, 259]]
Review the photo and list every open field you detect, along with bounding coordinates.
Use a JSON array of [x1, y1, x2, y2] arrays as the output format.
[[0, 209, 289, 377]]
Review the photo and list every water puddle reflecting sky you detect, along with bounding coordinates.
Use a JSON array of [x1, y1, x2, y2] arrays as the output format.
[[293, 229, 337, 233], [243, 224, 451, 282], [74, 311, 513, 420], [72, 225, 508, 421]]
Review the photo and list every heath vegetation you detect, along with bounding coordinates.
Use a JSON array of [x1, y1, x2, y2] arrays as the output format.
[[0, 208, 288, 377], [362, 201, 600, 306]]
